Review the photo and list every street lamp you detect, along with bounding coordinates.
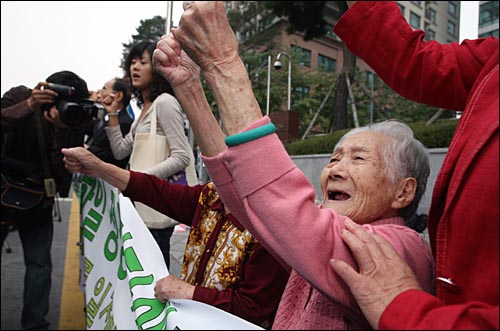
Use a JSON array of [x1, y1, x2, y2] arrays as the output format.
[[266, 55, 271, 116], [274, 52, 291, 110], [165, 1, 173, 33]]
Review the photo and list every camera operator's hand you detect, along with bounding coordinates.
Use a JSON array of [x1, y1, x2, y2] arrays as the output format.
[[43, 105, 67, 129], [27, 82, 57, 111]]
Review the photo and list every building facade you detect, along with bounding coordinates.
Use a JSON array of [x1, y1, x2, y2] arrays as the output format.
[[225, 1, 461, 139], [478, 1, 499, 38], [227, 1, 461, 75]]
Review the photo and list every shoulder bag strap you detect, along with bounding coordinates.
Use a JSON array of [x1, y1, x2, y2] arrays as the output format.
[[33, 110, 56, 197]]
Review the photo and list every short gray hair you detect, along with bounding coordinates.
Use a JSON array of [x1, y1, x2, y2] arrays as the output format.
[[335, 120, 430, 220]]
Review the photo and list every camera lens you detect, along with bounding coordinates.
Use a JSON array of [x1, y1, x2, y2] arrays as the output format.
[[56, 101, 86, 127], [48, 83, 76, 99]]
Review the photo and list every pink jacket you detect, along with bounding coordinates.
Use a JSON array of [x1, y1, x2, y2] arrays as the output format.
[[335, 2, 498, 329], [203, 118, 434, 329]]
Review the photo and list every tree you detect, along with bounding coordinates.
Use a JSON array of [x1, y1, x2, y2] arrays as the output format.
[[120, 15, 166, 72], [263, 1, 354, 131], [123, 3, 448, 139], [263, 1, 328, 41]]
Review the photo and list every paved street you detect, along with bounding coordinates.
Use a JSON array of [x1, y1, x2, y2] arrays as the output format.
[[1, 197, 189, 330]]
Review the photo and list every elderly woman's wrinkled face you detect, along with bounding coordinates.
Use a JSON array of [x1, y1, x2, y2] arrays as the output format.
[[320, 131, 401, 224]]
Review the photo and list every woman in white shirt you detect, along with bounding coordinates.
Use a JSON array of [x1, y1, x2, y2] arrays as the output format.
[[104, 40, 196, 269]]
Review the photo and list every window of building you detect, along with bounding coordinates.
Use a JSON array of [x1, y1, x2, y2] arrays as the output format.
[[479, 1, 499, 28], [398, 3, 405, 16], [411, 1, 422, 7], [426, 7, 437, 24], [291, 45, 311, 67], [448, 2, 458, 17], [479, 30, 499, 38], [447, 20, 456, 35], [410, 11, 421, 29], [426, 28, 436, 40], [317, 54, 336, 73], [293, 86, 310, 106], [324, 23, 335, 39]]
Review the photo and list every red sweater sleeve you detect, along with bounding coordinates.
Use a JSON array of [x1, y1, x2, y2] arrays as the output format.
[[334, 1, 499, 111], [381, 289, 499, 330], [123, 170, 202, 226]]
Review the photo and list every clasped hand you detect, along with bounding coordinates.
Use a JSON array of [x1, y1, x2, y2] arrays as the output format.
[[154, 275, 195, 302]]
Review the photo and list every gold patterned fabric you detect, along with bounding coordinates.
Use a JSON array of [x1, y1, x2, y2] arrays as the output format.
[[180, 183, 257, 290]]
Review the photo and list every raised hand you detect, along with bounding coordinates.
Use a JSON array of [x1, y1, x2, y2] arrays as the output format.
[[27, 82, 57, 111], [62, 147, 103, 177], [153, 32, 201, 89], [176, 1, 240, 74], [101, 92, 122, 115]]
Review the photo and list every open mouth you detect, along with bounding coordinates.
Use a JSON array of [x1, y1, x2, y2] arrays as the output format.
[[328, 190, 351, 201]]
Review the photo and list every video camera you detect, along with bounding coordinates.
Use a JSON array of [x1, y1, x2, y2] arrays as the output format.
[[45, 83, 104, 127]]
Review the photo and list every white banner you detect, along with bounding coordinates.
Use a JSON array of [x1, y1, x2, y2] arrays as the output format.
[[74, 175, 262, 330]]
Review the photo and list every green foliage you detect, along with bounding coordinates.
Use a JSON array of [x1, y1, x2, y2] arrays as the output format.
[[408, 119, 458, 149], [121, 15, 166, 72], [123, 3, 458, 152], [263, 1, 328, 40], [285, 119, 458, 155], [285, 127, 350, 155], [344, 71, 453, 127]]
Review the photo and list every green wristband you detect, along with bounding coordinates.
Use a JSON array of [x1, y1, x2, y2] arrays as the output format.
[[225, 123, 276, 147]]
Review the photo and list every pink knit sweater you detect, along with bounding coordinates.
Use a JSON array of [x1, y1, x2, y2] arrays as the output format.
[[203, 117, 435, 329]]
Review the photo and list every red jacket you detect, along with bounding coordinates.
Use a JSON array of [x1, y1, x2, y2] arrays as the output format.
[[335, 2, 499, 329]]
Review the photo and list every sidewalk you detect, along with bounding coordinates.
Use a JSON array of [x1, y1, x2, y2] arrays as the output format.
[[1, 197, 190, 330]]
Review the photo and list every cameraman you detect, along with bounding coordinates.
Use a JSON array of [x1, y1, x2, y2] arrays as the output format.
[[1, 70, 89, 330]]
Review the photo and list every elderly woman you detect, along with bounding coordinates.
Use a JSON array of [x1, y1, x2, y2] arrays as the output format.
[[204, 118, 435, 330], [151, 5, 435, 329]]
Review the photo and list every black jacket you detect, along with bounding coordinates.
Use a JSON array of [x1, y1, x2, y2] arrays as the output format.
[[86, 110, 133, 169], [1, 85, 87, 197]]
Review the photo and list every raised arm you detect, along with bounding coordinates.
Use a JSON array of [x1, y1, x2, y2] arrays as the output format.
[[175, 1, 262, 136], [153, 32, 226, 157]]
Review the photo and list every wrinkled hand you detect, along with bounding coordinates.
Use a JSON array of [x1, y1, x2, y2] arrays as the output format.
[[62, 147, 103, 177], [27, 82, 57, 111], [153, 32, 201, 88], [154, 275, 195, 302], [176, 1, 240, 73], [329, 218, 422, 329]]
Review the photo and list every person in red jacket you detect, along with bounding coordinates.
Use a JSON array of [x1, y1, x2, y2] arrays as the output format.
[[328, 1, 498, 329]]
